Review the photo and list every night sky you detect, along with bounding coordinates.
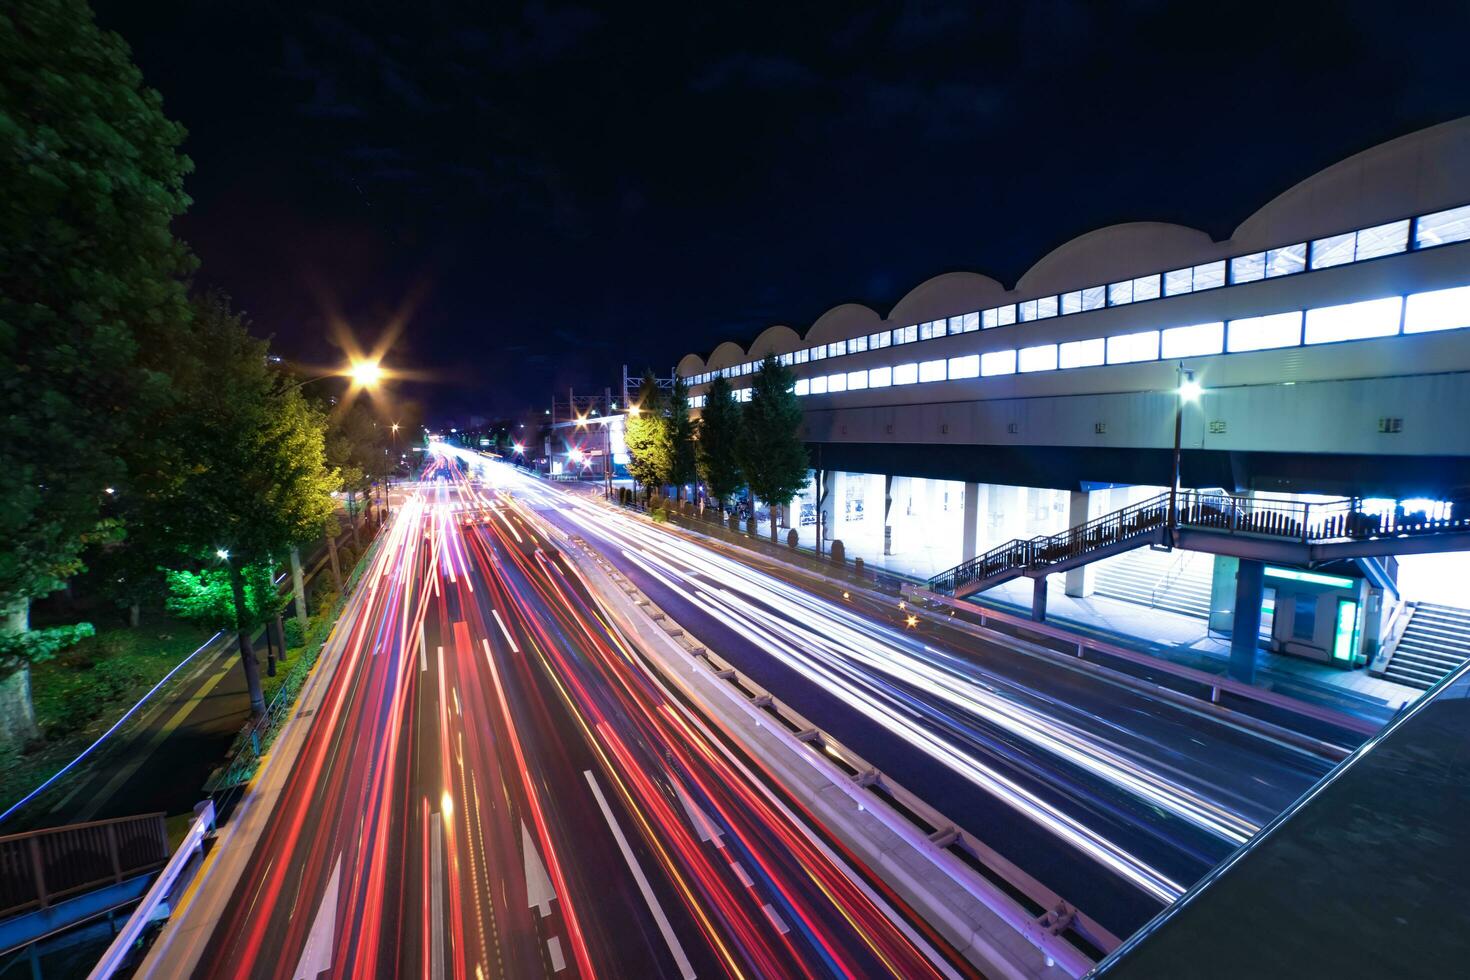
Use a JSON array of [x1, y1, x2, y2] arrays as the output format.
[[94, 1, 1470, 421]]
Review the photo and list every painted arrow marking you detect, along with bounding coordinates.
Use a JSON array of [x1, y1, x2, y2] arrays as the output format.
[[292, 854, 341, 980], [674, 781, 725, 849], [522, 821, 557, 918]]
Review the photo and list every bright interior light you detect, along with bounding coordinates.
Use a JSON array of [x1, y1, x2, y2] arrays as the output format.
[[349, 359, 383, 387], [1179, 378, 1203, 401]]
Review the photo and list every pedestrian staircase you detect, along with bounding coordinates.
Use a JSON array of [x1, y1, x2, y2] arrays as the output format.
[[1380, 602, 1470, 690], [1094, 548, 1214, 620], [928, 490, 1470, 601]]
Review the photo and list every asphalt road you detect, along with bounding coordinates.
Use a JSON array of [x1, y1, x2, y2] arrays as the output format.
[[471, 460, 1335, 939], [183, 459, 974, 978]]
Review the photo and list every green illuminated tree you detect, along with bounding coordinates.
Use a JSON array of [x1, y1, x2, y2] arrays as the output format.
[[623, 371, 669, 503], [0, 0, 195, 744], [696, 376, 744, 513], [666, 377, 698, 501], [738, 354, 809, 543]]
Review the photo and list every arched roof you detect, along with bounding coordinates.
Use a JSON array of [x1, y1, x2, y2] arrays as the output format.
[[804, 303, 882, 344], [748, 324, 802, 358], [705, 340, 746, 370], [1016, 222, 1219, 296], [886, 272, 1006, 327], [1232, 115, 1470, 250], [676, 353, 705, 377]]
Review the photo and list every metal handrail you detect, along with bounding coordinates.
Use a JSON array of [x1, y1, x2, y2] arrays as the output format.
[[88, 801, 215, 980], [0, 813, 169, 918], [929, 491, 1469, 595]]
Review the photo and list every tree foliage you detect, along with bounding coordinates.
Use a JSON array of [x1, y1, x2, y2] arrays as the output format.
[[0, 0, 195, 636], [696, 376, 744, 510], [623, 371, 669, 496], [738, 355, 809, 541], [165, 564, 278, 632], [165, 295, 339, 565], [665, 377, 698, 498]]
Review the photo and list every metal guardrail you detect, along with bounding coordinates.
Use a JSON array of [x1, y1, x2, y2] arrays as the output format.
[[556, 529, 1115, 974], [87, 801, 215, 980], [906, 585, 1380, 741], [0, 814, 169, 919], [930, 492, 1470, 596]]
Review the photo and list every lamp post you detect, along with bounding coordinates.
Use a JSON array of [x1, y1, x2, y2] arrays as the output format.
[[1167, 364, 1202, 547]]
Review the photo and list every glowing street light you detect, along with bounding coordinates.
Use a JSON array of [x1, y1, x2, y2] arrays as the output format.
[[216, 548, 230, 560], [512, 442, 525, 454], [1178, 376, 1203, 402], [568, 447, 584, 463], [627, 405, 642, 417], [349, 358, 383, 388]]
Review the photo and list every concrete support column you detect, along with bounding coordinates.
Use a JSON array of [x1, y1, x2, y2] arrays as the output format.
[[1230, 559, 1265, 684], [961, 482, 981, 563], [1031, 576, 1049, 622], [1063, 490, 1096, 598], [883, 474, 895, 555], [819, 470, 838, 542], [1208, 555, 1240, 634]]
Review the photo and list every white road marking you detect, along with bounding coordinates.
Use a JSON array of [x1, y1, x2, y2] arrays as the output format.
[[546, 936, 566, 973], [762, 903, 790, 935], [491, 610, 520, 653], [521, 821, 557, 917], [673, 781, 724, 849], [431, 817, 446, 980], [291, 854, 340, 980], [729, 860, 753, 888], [583, 770, 697, 980]]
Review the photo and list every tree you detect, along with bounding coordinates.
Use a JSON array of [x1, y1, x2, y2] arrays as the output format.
[[0, 0, 195, 744], [738, 354, 810, 543], [697, 376, 744, 513], [666, 377, 698, 501], [325, 401, 379, 548], [623, 371, 669, 503], [162, 296, 338, 715]]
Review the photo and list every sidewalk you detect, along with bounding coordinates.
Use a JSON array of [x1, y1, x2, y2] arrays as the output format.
[[976, 577, 1419, 718]]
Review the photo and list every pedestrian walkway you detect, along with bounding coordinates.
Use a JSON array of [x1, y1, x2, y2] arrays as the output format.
[[977, 575, 1420, 716]]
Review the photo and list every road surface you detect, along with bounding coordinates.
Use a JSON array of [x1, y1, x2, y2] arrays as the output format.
[[174, 459, 974, 978], [465, 455, 1335, 938]]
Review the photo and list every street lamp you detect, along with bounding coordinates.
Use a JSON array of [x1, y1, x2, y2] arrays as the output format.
[[349, 358, 383, 388], [1167, 365, 1202, 547]]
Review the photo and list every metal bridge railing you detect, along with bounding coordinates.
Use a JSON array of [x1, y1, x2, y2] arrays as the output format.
[[928, 492, 1469, 596], [0, 813, 169, 919]]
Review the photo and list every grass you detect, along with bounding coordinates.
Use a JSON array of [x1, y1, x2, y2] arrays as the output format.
[[0, 610, 217, 815]]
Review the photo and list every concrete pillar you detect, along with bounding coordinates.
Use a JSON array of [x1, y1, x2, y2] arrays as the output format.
[[962, 482, 981, 562], [1031, 576, 1049, 622], [1208, 554, 1240, 634], [1230, 559, 1265, 684], [1063, 490, 1096, 598], [883, 474, 895, 555]]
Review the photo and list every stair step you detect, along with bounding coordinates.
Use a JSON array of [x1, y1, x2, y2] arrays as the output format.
[[1404, 621, 1470, 643], [1385, 662, 1448, 684], [1398, 638, 1470, 658], [1392, 649, 1468, 670], [1382, 670, 1437, 691]]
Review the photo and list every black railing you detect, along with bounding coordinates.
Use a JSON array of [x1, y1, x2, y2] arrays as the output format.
[[928, 491, 1468, 596]]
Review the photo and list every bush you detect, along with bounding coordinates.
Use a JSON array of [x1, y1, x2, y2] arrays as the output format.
[[337, 544, 357, 571], [651, 507, 668, 523], [283, 617, 306, 648]]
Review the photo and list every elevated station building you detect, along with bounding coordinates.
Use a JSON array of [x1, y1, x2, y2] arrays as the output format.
[[674, 117, 1470, 689]]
